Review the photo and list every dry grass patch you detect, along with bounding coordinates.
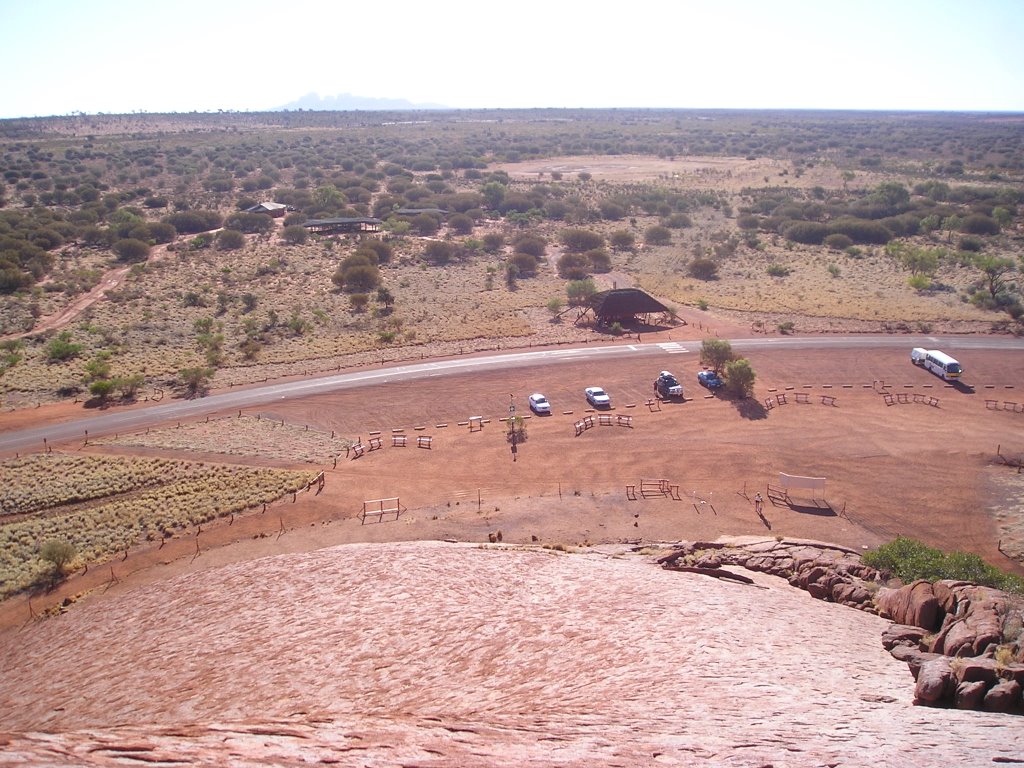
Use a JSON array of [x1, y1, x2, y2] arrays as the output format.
[[0, 452, 316, 599], [94, 413, 352, 464]]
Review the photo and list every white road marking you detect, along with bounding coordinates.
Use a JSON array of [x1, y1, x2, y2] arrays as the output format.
[[658, 342, 689, 354]]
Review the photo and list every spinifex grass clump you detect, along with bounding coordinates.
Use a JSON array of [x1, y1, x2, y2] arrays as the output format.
[[0, 453, 316, 599]]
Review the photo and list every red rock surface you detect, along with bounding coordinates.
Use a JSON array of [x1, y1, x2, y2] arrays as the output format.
[[1, 541, 1021, 766]]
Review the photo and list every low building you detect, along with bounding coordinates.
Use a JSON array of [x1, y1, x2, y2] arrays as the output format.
[[244, 202, 288, 217], [302, 217, 383, 235]]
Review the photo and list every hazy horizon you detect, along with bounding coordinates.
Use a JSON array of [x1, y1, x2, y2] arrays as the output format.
[[2, 0, 1023, 120]]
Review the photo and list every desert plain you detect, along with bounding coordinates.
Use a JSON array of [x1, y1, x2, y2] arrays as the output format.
[[1, 109, 1024, 765]]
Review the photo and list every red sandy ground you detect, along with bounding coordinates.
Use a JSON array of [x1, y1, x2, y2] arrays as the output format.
[[2, 321, 1022, 629], [2, 325, 1024, 766]]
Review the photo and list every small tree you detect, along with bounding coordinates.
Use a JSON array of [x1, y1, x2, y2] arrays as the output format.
[[376, 286, 395, 310], [558, 252, 591, 280], [723, 358, 756, 398], [423, 240, 455, 265], [513, 234, 547, 258], [700, 339, 734, 373], [46, 331, 82, 362], [559, 228, 603, 253], [448, 213, 474, 235], [116, 373, 145, 400], [411, 213, 440, 236], [40, 539, 77, 581], [609, 229, 636, 251], [217, 229, 246, 250], [974, 254, 1016, 299], [89, 378, 117, 402], [179, 366, 214, 397], [689, 258, 718, 280], [281, 225, 308, 245], [112, 238, 151, 263], [645, 225, 672, 246], [566, 278, 597, 306]]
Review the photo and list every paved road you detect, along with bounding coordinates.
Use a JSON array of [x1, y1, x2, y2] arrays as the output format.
[[2, 334, 1022, 454]]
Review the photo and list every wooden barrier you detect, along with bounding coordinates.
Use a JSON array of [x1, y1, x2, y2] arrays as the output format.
[[764, 397, 775, 411], [417, 435, 432, 449], [820, 395, 837, 406], [987, 400, 999, 410], [883, 393, 895, 406], [469, 416, 483, 432], [646, 398, 661, 412], [368, 436, 383, 451], [795, 392, 810, 404], [599, 414, 614, 426], [392, 435, 407, 447], [349, 443, 365, 459], [617, 415, 633, 428], [361, 497, 403, 524]]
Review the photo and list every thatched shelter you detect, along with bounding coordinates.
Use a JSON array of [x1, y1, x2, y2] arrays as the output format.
[[578, 288, 680, 327]]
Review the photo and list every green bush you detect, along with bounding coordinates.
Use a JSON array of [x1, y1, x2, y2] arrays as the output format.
[[645, 225, 672, 246], [824, 233, 853, 251], [766, 264, 791, 277], [46, 331, 82, 362], [560, 228, 603, 253], [513, 234, 547, 258], [863, 537, 1024, 594], [112, 238, 151, 263], [281, 225, 308, 245], [688, 258, 718, 280], [216, 229, 246, 250], [558, 252, 591, 280]]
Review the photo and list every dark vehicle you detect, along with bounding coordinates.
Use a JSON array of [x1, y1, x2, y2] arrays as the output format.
[[697, 370, 724, 390], [654, 371, 684, 399]]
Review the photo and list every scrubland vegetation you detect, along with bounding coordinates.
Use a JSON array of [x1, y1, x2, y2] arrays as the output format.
[[0, 453, 316, 598], [0, 109, 1021, 406]]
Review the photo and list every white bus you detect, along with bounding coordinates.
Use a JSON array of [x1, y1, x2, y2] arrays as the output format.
[[911, 348, 963, 380]]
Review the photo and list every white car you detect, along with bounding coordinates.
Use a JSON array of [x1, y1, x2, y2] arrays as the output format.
[[528, 393, 551, 415], [584, 386, 611, 408]]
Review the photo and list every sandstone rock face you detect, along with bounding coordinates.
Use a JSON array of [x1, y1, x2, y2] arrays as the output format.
[[881, 624, 928, 652], [928, 584, 1008, 657], [984, 679, 1022, 712], [658, 537, 1024, 717], [10, 540, 1022, 767], [915, 657, 953, 704], [875, 580, 942, 630], [956, 680, 988, 709]]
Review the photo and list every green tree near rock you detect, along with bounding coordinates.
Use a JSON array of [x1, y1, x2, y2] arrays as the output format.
[[723, 358, 756, 398]]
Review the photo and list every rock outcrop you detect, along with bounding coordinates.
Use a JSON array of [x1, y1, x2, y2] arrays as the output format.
[[658, 537, 1024, 715]]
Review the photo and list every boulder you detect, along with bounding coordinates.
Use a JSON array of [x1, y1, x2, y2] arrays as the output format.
[[881, 624, 928, 651], [875, 580, 942, 630], [955, 680, 988, 709], [930, 587, 1006, 657], [890, 645, 941, 679], [950, 657, 998, 686], [831, 581, 871, 609], [915, 657, 953, 704], [983, 679, 1021, 712]]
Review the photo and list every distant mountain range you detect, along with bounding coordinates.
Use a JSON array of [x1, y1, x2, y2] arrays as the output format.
[[274, 92, 449, 111]]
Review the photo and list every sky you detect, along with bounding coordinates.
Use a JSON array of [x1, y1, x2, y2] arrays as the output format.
[[1, 0, 1023, 118]]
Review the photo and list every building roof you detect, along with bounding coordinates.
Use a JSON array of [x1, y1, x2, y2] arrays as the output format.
[[303, 217, 382, 227], [394, 208, 448, 216], [245, 202, 287, 213], [588, 288, 670, 319]]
